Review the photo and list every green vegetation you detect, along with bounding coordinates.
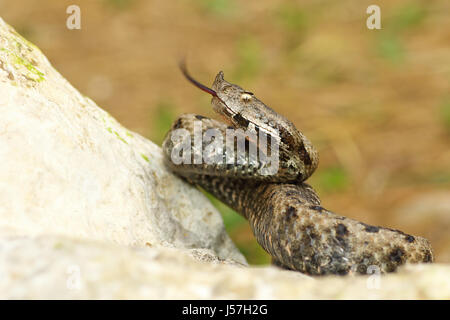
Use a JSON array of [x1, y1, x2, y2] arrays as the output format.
[[275, 3, 308, 33], [390, 2, 427, 31], [376, 33, 405, 64], [196, 0, 235, 16], [311, 166, 350, 194], [374, 2, 427, 64], [236, 239, 271, 265], [423, 171, 450, 185], [439, 97, 450, 132], [104, 0, 134, 9], [152, 100, 176, 145], [204, 192, 245, 230], [204, 191, 270, 265], [232, 35, 262, 81]]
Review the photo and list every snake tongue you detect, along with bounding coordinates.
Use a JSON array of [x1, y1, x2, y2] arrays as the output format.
[[179, 61, 218, 97], [179, 62, 234, 117]]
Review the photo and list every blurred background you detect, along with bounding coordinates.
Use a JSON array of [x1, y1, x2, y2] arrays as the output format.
[[1, 0, 448, 265]]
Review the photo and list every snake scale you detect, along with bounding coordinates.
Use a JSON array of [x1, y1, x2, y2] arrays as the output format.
[[162, 64, 434, 275]]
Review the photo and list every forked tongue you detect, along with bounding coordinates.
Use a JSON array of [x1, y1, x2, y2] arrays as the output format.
[[179, 61, 218, 98]]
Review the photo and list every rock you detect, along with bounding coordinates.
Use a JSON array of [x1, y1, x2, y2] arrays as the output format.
[[0, 233, 449, 299], [0, 17, 245, 265], [0, 17, 449, 299]]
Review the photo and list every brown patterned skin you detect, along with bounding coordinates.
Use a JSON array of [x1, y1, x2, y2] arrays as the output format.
[[162, 67, 434, 276]]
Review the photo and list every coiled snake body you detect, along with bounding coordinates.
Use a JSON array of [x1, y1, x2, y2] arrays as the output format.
[[162, 65, 433, 275]]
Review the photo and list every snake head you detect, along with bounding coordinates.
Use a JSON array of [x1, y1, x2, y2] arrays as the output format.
[[211, 70, 319, 180], [211, 71, 285, 137], [211, 71, 246, 115], [179, 62, 319, 180], [179, 60, 270, 129]]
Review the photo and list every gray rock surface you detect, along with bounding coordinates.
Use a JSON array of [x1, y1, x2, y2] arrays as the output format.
[[0, 17, 449, 299], [0, 233, 448, 299], [0, 17, 245, 264]]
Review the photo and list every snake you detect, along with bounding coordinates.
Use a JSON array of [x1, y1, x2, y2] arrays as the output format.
[[162, 63, 434, 276]]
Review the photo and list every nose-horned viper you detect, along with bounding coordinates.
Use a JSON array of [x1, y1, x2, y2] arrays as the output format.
[[162, 63, 434, 275]]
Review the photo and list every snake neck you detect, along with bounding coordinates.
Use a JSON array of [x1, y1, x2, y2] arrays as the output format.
[[184, 174, 264, 220], [185, 173, 321, 224]]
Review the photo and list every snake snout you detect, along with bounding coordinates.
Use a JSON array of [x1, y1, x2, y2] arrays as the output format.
[[212, 71, 225, 91]]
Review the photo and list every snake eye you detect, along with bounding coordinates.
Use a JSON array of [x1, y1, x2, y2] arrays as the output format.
[[240, 92, 253, 102]]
